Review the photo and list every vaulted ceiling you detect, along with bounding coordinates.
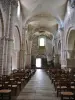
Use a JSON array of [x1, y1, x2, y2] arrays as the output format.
[[20, 0, 67, 38]]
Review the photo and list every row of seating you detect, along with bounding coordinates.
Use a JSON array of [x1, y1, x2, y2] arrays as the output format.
[[0, 68, 36, 100], [46, 67, 75, 100]]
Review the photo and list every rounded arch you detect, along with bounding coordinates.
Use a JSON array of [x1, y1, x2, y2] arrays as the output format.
[[68, 30, 75, 50], [66, 27, 75, 50], [66, 27, 75, 58], [15, 25, 21, 48], [14, 26, 21, 50]]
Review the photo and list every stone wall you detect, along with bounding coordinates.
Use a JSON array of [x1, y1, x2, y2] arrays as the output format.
[[56, 1, 75, 68], [0, 0, 23, 75], [31, 37, 46, 58]]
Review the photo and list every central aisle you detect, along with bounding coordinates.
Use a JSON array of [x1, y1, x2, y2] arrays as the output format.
[[17, 69, 59, 100]]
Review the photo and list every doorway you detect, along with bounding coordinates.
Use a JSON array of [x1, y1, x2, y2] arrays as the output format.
[[36, 58, 42, 68]]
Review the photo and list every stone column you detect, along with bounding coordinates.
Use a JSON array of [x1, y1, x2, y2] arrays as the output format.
[[60, 29, 67, 68], [19, 28, 26, 69], [53, 35, 60, 66], [0, 38, 3, 75], [2, 0, 16, 75], [25, 40, 32, 68], [28, 41, 32, 67], [2, 1, 11, 75], [19, 49, 24, 69], [6, 1, 15, 75]]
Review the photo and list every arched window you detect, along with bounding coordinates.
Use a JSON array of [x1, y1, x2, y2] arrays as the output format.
[[39, 37, 45, 46], [17, 1, 20, 18]]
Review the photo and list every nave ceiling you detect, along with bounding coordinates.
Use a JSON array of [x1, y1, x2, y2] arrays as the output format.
[[20, 0, 67, 39]]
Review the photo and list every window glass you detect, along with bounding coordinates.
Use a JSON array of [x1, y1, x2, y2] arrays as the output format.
[[39, 38, 45, 46], [17, 1, 20, 18]]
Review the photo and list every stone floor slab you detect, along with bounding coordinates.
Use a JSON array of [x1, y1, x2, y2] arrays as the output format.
[[16, 69, 59, 100]]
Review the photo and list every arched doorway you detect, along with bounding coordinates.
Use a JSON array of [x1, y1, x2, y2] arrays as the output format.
[[36, 58, 42, 68]]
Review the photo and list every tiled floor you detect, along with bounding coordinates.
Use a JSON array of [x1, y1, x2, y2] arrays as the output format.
[[16, 69, 60, 100]]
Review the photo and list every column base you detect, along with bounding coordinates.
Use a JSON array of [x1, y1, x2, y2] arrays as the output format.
[[61, 65, 67, 69]]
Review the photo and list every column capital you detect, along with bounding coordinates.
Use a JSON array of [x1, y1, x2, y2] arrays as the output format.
[[1, 36, 13, 41], [20, 49, 25, 51]]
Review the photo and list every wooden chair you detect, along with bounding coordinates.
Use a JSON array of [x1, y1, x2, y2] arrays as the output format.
[[61, 91, 75, 100], [56, 81, 69, 97], [15, 77, 21, 90], [0, 89, 11, 100], [8, 79, 17, 95]]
